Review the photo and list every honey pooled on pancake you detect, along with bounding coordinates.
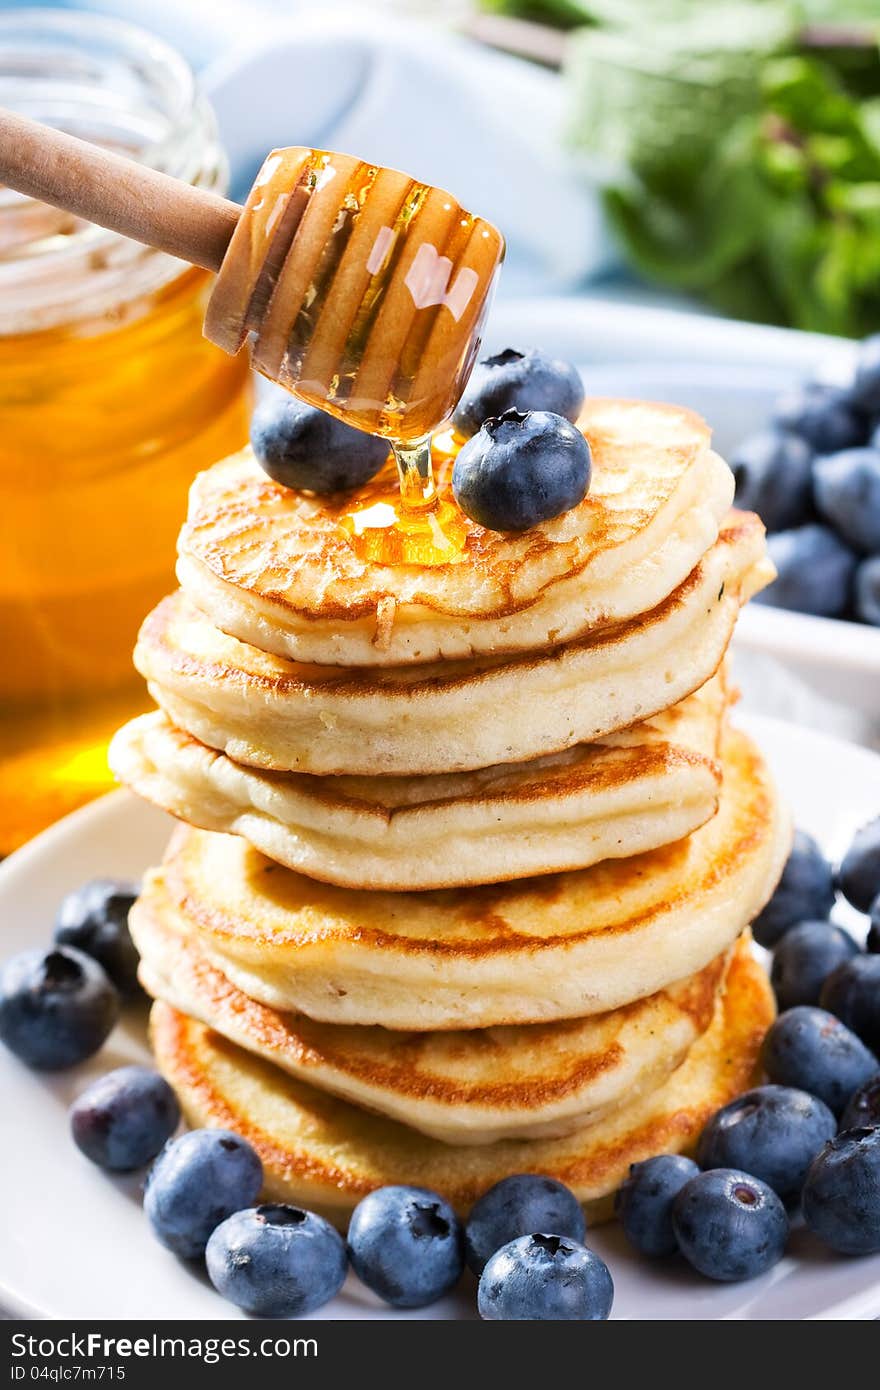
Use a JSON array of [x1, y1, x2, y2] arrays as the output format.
[[174, 400, 739, 669]]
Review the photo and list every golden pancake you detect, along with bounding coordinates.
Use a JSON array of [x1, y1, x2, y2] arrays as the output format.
[[149, 936, 773, 1225], [155, 727, 789, 1029], [175, 399, 733, 667], [134, 885, 727, 1144], [138, 514, 771, 777], [110, 670, 727, 890]]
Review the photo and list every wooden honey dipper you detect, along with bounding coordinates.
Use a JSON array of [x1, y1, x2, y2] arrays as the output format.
[[0, 107, 505, 449]]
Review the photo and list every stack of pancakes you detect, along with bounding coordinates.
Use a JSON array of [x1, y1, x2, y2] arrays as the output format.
[[112, 397, 789, 1225]]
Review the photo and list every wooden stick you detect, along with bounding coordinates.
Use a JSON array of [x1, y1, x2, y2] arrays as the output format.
[[800, 24, 877, 49], [0, 106, 241, 271], [460, 13, 566, 70], [462, 13, 877, 69]]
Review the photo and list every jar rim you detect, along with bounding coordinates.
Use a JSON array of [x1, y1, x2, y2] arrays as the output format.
[[0, 9, 198, 150], [0, 7, 226, 334]]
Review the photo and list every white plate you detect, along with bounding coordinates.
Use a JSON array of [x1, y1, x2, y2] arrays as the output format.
[[1, 713, 879, 1321]]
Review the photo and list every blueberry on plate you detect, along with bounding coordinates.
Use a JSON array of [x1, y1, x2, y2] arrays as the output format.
[[802, 1127, 880, 1255], [0, 947, 118, 1070], [144, 1128, 263, 1260], [838, 817, 880, 912], [452, 409, 591, 532], [761, 1006, 878, 1116], [70, 1065, 179, 1171], [477, 1234, 613, 1321], [850, 334, 880, 415], [755, 525, 857, 619], [671, 1169, 788, 1282], [773, 382, 866, 454], [813, 448, 880, 555], [452, 348, 584, 440], [820, 955, 880, 1055], [730, 430, 813, 532], [347, 1185, 464, 1308], [465, 1173, 585, 1274], [751, 830, 836, 949], [696, 1085, 836, 1202], [770, 920, 860, 1010], [55, 878, 141, 997], [840, 1073, 880, 1132], [855, 556, 880, 625], [615, 1154, 699, 1257], [207, 1204, 347, 1317], [250, 394, 388, 494]]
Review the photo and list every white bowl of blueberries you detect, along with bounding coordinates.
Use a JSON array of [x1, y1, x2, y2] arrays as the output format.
[[486, 300, 880, 725], [567, 351, 880, 723], [611, 337, 880, 721], [602, 337, 880, 723], [726, 337, 880, 721]]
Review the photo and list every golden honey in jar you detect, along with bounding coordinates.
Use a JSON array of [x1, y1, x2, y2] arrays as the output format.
[[0, 13, 252, 851]]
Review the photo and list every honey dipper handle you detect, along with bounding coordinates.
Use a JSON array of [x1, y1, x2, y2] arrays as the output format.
[[0, 106, 241, 272]]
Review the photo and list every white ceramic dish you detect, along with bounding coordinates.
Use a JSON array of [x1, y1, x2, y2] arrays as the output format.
[[485, 298, 880, 729], [1, 713, 879, 1321]]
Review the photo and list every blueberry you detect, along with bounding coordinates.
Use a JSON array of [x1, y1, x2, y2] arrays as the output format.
[[477, 1234, 613, 1321], [250, 395, 388, 494], [820, 955, 880, 1055], [761, 1007, 878, 1116], [696, 1085, 836, 1202], [144, 1129, 262, 1259], [55, 879, 141, 997], [838, 817, 880, 912], [855, 556, 880, 625], [70, 1066, 179, 1171], [614, 1155, 699, 1257], [0, 947, 118, 1070], [868, 896, 880, 953], [730, 430, 813, 531], [751, 831, 836, 948], [465, 1174, 586, 1275], [850, 334, 880, 414], [347, 1185, 464, 1308], [756, 525, 857, 619], [452, 409, 591, 532], [453, 348, 584, 440], [773, 383, 865, 454], [770, 920, 860, 1010], [802, 1127, 880, 1255], [671, 1169, 788, 1282], [813, 449, 880, 555], [206, 1203, 347, 1317], [840, 1074, 880, 1132]]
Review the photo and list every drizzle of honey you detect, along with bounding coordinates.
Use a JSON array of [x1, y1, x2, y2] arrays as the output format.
[[339, 429, 470, 566]]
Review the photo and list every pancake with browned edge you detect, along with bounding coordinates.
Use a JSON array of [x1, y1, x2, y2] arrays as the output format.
[[175, 400, 733, 668], [111, 670, 727, 890], [150, 936, 773, 1225], [134, 878, 728, 1144], [138, 514, 770, 777], [151, 727, 789, 1029]]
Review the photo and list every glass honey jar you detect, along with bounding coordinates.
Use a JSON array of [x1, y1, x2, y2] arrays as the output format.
[[0, 11, 252, 852]]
